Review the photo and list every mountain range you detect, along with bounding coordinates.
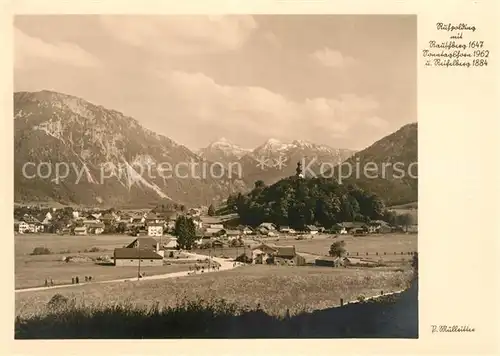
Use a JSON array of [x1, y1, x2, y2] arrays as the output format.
[[330, 122, 418, 206], [14, 90, 417, 207]]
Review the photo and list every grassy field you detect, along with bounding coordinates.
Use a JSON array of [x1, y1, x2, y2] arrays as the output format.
[[15, 258, 199, 289], [15, 234, 134, 256], [271, 233, 417, 257], [15, 279, 418, 338], [16, 264, 412, 318], [15, 232, 416, 289], [14, 234, 207, 289]]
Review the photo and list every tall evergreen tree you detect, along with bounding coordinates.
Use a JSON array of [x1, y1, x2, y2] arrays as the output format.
[[174, 216, 197, 250]]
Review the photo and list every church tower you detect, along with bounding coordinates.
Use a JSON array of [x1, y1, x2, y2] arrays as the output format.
[[296, 161, 304, 178]]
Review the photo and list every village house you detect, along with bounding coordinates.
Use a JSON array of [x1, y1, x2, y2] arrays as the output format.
[[274, 245, 299, 265], [258, 222, 277, 232], [144, 212, 163, 225], [331, 223, 348, 234], [22, 215, 44, 233], [240, 226, 253, 235], [100, 213, 116, 225], [251, 243, 302, 266], [84, 221, 105, 235], [305, 225, 319, 235], [339, 222, 368, 234], [162, 236, 178, 250], [130, 213, 146, 224], [368, 220, 392, 233], [205, 226, 225, 237], [225, 229, 241, 240], [251, 243, 278, 264], [119, 213, 131, 222], [191, 216, 203, 229], [279, 226, 296, 234], [407, 224, 418, 233], [209, 223, 224, 229], [188, 208, 201, 217], [279, 226, 291, 233], [113, 248, 163, 267], [147, 223, 164, 237], [74, 226, 88, 235], [85, 213, 101, 222], [14, 219, 30, 234], [211, 239, 224, 248], [166, 220, 176, 230]]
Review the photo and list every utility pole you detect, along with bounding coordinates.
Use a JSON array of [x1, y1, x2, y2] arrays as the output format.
[[137, 238, 141, 280], [208, 247, 212, 271]]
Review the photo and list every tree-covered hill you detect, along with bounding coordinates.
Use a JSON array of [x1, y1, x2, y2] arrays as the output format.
[[227, 177, 389, 230]]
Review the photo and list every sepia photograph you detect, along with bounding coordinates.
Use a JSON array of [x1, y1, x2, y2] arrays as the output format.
[[12, 13, 417, 339]]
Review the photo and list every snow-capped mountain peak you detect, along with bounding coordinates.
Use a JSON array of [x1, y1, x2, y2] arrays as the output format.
[[198, 137, 251, 161], [254, 138, 293, 154]]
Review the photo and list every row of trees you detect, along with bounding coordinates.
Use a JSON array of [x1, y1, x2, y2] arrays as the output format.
[[225, 177, 388, 230]]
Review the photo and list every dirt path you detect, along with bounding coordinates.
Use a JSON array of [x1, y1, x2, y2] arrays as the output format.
[[15, 253, 242, 294]]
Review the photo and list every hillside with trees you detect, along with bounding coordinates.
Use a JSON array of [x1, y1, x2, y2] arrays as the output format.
[[226, 177, 390, 230], [330, 123, 417, 206]]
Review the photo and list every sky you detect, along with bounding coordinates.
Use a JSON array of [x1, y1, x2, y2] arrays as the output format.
[[14, 15, 416, 151]]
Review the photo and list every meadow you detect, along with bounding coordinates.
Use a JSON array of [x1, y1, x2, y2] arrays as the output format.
[[15, 234, 205, 289], [272, 233, 417, 256], [15, 234, 133, 256], [16, 264, 413, 318]]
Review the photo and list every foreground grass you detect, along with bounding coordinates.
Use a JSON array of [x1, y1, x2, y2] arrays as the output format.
[[16, 265, 412, 318], [15, 277, 418, 339]]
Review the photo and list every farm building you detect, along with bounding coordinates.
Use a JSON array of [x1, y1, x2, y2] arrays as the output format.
[[113, 248, 163, 267], [240, 226, 253, 235], [205, 227, 225, 237], [147, 223, 164, 237], [352, 228, 368, 236], [279, 226, 292, 233], [126, 237, 160, 251], [251, 243, 303, 266], [258, 222, 277, 232], [144, 212, 162, 225], [84, 221, 105, 235], [407, 224, 418, 233], [252, 243, 278, 264], [343, 257, 376, 267], [339, 222, 368, 234], [305, 225, 319, 235], [368, 220, 392, 233], [100, 213, 116, 225], [225, 229, 241, 239], [315, 257, 343, 267], [162, 237, 178, 250], [274, 246, 300, 266]]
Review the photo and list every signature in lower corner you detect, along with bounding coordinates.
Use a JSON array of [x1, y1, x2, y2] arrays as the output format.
[[431, 325, 475, 333]]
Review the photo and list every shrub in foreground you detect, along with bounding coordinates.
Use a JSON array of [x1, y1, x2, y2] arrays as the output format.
[[15, 281, 418, 339], [30, 247, 52, 255]]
